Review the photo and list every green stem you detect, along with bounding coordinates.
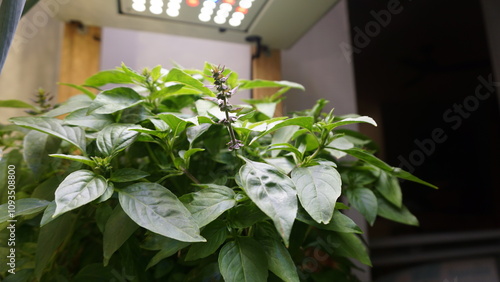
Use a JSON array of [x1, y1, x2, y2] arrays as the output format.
[[224, 98, 238, 145], [182, 168, 200, 184]]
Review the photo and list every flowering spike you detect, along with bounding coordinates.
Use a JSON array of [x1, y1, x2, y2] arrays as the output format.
[[207, 64, 243, 150]]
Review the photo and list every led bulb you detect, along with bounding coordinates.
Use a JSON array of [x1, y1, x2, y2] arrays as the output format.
[[198, 13, 211, 22], [203, 1, 216, 9], [149, 5, 163, 14], [220, 3, 233, 11], [229, 18, 241, 27], [232, 11, 244, 20], [214, 16, 226, 24], [132, 3, 146, 11], [201, 7, 214, 15], [216, 10, 229, 17], [150, 0, 164, 6], [239, 0, 252, 9], [166, 8, 180, 17]]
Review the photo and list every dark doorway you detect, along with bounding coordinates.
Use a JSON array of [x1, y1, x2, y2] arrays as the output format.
[[348, 0, 500, 278]]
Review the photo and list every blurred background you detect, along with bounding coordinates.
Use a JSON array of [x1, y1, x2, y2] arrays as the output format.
[[1, 0, 499, 281]]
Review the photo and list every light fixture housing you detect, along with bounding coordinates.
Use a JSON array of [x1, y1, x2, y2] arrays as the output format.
[[120, 0, 267, 31], [55, 0, 340, 49]]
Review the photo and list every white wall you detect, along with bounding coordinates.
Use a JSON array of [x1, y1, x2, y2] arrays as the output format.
[[100, 27, 251, 103], [0, 2, 63, 123], [281, 0, 358, 116]]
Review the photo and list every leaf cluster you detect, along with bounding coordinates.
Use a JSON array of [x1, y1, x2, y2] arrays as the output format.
[[0, 63, 435, 281]]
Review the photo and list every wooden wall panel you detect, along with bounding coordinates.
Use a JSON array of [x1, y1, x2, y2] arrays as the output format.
[[58, 22, 101, 102], [251, 47, 283, 116]]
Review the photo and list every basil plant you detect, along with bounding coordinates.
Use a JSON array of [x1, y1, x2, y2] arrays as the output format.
[[0, 63, 435, 281]]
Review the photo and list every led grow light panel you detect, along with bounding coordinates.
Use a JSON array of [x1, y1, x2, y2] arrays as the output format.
[[119, 0, 268, 31]]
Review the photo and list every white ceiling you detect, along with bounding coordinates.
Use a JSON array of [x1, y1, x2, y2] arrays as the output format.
[[55, 0, 340, 49]]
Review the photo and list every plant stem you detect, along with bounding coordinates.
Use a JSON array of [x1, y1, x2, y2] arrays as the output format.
[[183, 168, 200, 185]]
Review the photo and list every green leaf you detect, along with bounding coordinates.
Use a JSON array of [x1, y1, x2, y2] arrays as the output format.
[[84, 70, 133, 88], [10, 116, 86, 153], [391, 168, 438, 189], [249, 117, 314, 145], [39, 201, 57, 226], [165, 68, 214, 96], [120, 63, 145, 82], [345, 187, 378, 225], [187, 123, 211, 144], [377, 195, 419, 226], [326, 116, 377, 130], [35, 213, 76, 280], [296, 209, 362, 234], [103, 205, 139, 266], [325, 136, 354, 159], [264, 157, 296, 175], [181, 148, 204, 163], [64, 108, 113, 131], [238, 158, 297, 246], [340, 148, 437, 189], [73, 264, 115, 282], [96, 124, 141, 157], [376, 171, 402, 208], [43, 94, 93, 117], [150, 65, 163, 80], [146, 237, 190, 269], [271, 126, 299, 158], [151, 84, 203, 100], [218, 237, 268, 282], [256, 223, 300, 282], [291, 165, 341, 224], [23, 130, 61, 177], [53, 170, 108, 217], [49, 154, 94, 167], [118, 182, 205, 242], [185, 262, 221, 282], [341, 148, 392, 170], [31, 176, 60, 201], [239, 79, 305, 91], [0, 0, 26, 73], [185, 220, 228, 261], [254, 102, 277, 118], [87, 87, 143, 114], [158, 113, 194, 135], [0, 99, 36, 109], [58, 83, 96, 99], [149, 118, 169, 131], [95, 203, 113, 233], [0, 198, 50, 223], [109, 168, 150, 183], [97, 183, 114, 203], [267, 143, 303, 160], [227, 203, 268, 229], [327, 232, 371, 266], [180, 186, 236, 227]]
